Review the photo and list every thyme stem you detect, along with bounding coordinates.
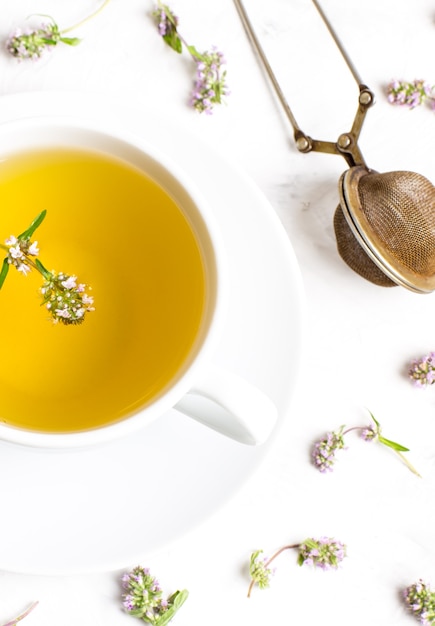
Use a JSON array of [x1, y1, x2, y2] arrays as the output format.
[[2, 601, 39, 626], [62, 0, 111, 34]]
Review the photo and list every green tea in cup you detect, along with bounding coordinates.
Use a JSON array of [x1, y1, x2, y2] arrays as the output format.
[[0, 145, 206, 432], [0, 118, 276, 448]]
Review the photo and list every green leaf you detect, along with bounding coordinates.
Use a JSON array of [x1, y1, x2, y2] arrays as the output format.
[[60, 36, 81, 46], [186, 44, 204, 61], [160, 4, 183, 53], [368, 410, 380, 429], [154, 590, 189, 626], [0, 258, 9, 289], [171, 589, 189, 608], [163, 32, 182, 53], [394, 450, 422, 478], [35, 259, 52, 280], [250, 549, 263, 561], [297, 539, 316, 566], [18, 209, 47, 241], [378, 435, 410, 452], [40, 38, 59, 46]]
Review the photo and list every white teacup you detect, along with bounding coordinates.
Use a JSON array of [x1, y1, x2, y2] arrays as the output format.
[[0, 117, 277, 448]]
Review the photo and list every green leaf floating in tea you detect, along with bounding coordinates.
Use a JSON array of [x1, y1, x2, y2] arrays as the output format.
[[0, 210, 95, 325]]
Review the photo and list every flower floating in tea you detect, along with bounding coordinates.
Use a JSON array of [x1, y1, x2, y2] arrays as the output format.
[[39, 270, 95, 325], [0, 210, 95, 325], [312, 410, 420, 477], [248, 537, 346, 597], [3, 234, 39, 276], [153, 2, 229, 114], [6, 0, 111, 60], [122, 566, 189, 625]]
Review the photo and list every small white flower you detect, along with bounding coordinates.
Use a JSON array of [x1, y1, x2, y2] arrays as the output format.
[[61, 275, 77, 290], [28, 241, 39, 256], [5, 235, 17, 246], [9, 245, 24, 259], [17, 263, 31, 276], [82, 294, 94, 305], [55, 308, 71, 319]]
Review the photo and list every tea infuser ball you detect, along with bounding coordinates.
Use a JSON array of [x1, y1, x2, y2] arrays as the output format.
[[335, 166, 435, 291], [234, 0, 435, 294]]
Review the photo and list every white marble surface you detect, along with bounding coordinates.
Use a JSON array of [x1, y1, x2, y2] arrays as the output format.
[[1, 0, 435, 624]]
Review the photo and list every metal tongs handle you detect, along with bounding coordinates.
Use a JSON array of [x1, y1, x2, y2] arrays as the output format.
[[233, 0, 375, 168]]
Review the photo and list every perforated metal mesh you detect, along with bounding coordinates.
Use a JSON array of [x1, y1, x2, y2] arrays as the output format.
[[334, 205, 395, 286], [334, 170, 435, 287]]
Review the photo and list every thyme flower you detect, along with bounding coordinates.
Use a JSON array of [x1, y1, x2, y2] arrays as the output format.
[[297, 537, 346, 570], [40, 271, 94, 325], [6, 20, 80, 60], [248, 550, 274, 591], [152, 2, 229, 114], [1, 601, 38, 626], [360, 424, 377, 441], [122, 566, 188, 625], [0, 210, 95, 326], [409, 352, 435, 387], [312, 411, 420, 477], [311, 426, 345, 473], [403, 580, 435, 625], [248, 537, 346, 597], [190, 48, 228, 114], [6, 0, 111, 60], [4, 235, 39, 276], [387, 79, 435, 111]]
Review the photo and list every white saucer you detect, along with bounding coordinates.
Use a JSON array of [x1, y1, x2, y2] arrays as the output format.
[[0, 92, 304, 574]]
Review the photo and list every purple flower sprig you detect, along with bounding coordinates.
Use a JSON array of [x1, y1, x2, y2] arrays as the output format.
[[387, 79, 435, 111], [6, 0, 111, 61], [1, 601, 38, 626], [312, 411, 420, 477], [122, 566, 188, 625], [409, 352, 435, 388], [403, 580, 435, 625], [153, 2, 229, 114], [6, 19, 80, 60], [0, 210, 95, 326], [248, 537, 346, 598]]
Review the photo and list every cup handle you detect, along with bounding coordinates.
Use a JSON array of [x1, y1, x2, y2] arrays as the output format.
[[174, 363, 278, 445]]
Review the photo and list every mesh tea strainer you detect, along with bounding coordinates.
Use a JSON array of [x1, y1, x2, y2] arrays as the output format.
[[234, 0, 435, 294]]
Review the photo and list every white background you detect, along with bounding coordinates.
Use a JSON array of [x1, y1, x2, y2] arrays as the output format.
[[1, 0, 435, 624]]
